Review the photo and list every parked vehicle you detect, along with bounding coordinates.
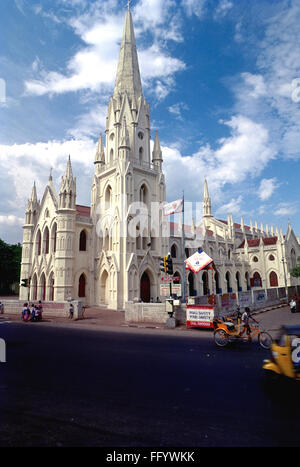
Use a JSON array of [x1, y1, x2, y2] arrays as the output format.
[[263, 325, 300, 382]]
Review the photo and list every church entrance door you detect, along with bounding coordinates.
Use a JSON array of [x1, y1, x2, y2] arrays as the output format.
[[140, 271, 151, 303]]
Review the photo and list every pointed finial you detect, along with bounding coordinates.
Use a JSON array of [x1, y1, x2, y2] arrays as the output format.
[[126, 0, 132, 10], [49, 167, 53, 182]]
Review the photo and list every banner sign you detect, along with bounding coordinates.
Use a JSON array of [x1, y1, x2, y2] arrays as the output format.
[[253, 290, 266, 305], [163, 198, 183, 216], [238, 292, 252, 307], [185, 250, 213, 274], [160, 283, 182, 297], [186, 305, 215, 328]]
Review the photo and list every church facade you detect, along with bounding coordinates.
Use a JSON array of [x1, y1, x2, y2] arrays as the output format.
[[19, 9, 300, 310]]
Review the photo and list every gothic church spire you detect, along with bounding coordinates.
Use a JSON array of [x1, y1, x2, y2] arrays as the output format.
[[113, 8, 142, 101]]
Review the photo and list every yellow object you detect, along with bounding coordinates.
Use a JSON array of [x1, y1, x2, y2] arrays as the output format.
[[262, 325, 300, 381]]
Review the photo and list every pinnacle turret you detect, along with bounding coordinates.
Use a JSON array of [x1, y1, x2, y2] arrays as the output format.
[[94, 133, 105, 167], [203, 179, 212, 217], [152, 130, 163, 171], [59, 156, 76, 209]]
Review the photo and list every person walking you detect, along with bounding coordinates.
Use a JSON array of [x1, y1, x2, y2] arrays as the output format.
[[0, 302, 4, 314], [69, 303, 74, 319]]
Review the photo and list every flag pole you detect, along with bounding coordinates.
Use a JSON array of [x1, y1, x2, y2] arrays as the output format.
[[182, 191, 186, 303]]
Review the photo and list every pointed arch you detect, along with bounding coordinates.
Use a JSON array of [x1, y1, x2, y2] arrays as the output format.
[[40, 273, 46, 301], [36, 229, 42, 256], [202, 271, 208, 296], [51, 223, 57, 253], [43, 226, 49, 254], [225, 271, 231, 293], [31, 273, 38, 301], [79, 229, 87, 251], [49, 271, 55, 301], [269, 271, 278, 287], [78, 273, 86, 298]]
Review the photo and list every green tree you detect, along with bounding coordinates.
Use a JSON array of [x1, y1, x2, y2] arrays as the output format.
[[0, 239, 22, 295], [290, 256, 300, 279]]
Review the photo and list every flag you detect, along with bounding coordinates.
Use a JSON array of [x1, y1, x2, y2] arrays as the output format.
[[185, 250, 213, 274], [163, 198, 183, 216]]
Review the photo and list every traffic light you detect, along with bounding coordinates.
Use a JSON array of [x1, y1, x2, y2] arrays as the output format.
[[160, 256, 168, 273], [21, 278, 28, 287], [166, 255, 173, 275]]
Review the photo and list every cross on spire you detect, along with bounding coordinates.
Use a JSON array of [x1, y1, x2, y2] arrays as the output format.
[[126, 0, 132, 10]]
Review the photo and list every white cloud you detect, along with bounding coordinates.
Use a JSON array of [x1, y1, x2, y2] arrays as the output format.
[[162, 114, 275, 204], [274, 203, 297, 217], [0, 215, 24, 226], [24, 3, 185, 101], [181, 0, 207, 18], [258, 178, 278, 201], [233, 1, 300, 160], [216, 195, 243, 216], [0, 139, 95, 212], [168, 102, 188, 120], [214, 0, 233, 20]]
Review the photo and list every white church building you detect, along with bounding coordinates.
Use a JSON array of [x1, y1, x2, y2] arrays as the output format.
[[19, 8, 300, 310]]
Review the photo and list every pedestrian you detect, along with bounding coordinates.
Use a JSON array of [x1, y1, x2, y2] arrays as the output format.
[[0, 302, 4, 314], [290, 297, 297, 313], [69, 303, 74, 319], [240, 307, 258, 341], [22, 303, 29, 321], [30, 303, 35, 321]]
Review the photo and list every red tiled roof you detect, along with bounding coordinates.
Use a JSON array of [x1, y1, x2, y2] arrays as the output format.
[[237, 236, 278, 249], [76, 205, 91, 217], [247, 239, 260, 247], [262, 236, 277, 245]]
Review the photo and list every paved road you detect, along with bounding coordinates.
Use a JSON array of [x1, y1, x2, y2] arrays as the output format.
[[1, 311, 300, 448]]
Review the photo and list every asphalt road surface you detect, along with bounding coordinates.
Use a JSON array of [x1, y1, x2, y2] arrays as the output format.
[[0, 312, 300, 448]]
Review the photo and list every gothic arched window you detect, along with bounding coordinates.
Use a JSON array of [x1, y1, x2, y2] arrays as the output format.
[[79, 230, 87, 251]]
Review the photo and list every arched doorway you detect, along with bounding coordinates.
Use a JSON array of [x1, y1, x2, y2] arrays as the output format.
[[140, 271, 151, 302], [188, 272, 194, 296], [40, 273, 46, 301], [214, 271, 220, 294], [100, 270, 109, 305], [202, 271, 208, 296], [225, 271, 231, 293], [78, 274, 86, 298], [236, 271, 241, 292]]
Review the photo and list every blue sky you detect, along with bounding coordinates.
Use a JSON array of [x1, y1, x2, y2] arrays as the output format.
[[0, 0, 300, 244]]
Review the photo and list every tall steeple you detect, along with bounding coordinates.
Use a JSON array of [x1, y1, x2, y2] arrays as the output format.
[[203, 178, 212, 217], [113, 7, 142, 101]]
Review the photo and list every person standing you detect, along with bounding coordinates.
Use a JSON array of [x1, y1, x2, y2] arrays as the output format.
[[0, 302, 4, 314]]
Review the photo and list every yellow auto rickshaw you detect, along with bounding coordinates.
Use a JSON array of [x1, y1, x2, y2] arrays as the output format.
[[263, 325, 300, 381]]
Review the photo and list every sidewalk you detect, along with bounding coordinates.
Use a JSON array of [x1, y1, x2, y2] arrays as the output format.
[[1, 301, 290, 333]]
